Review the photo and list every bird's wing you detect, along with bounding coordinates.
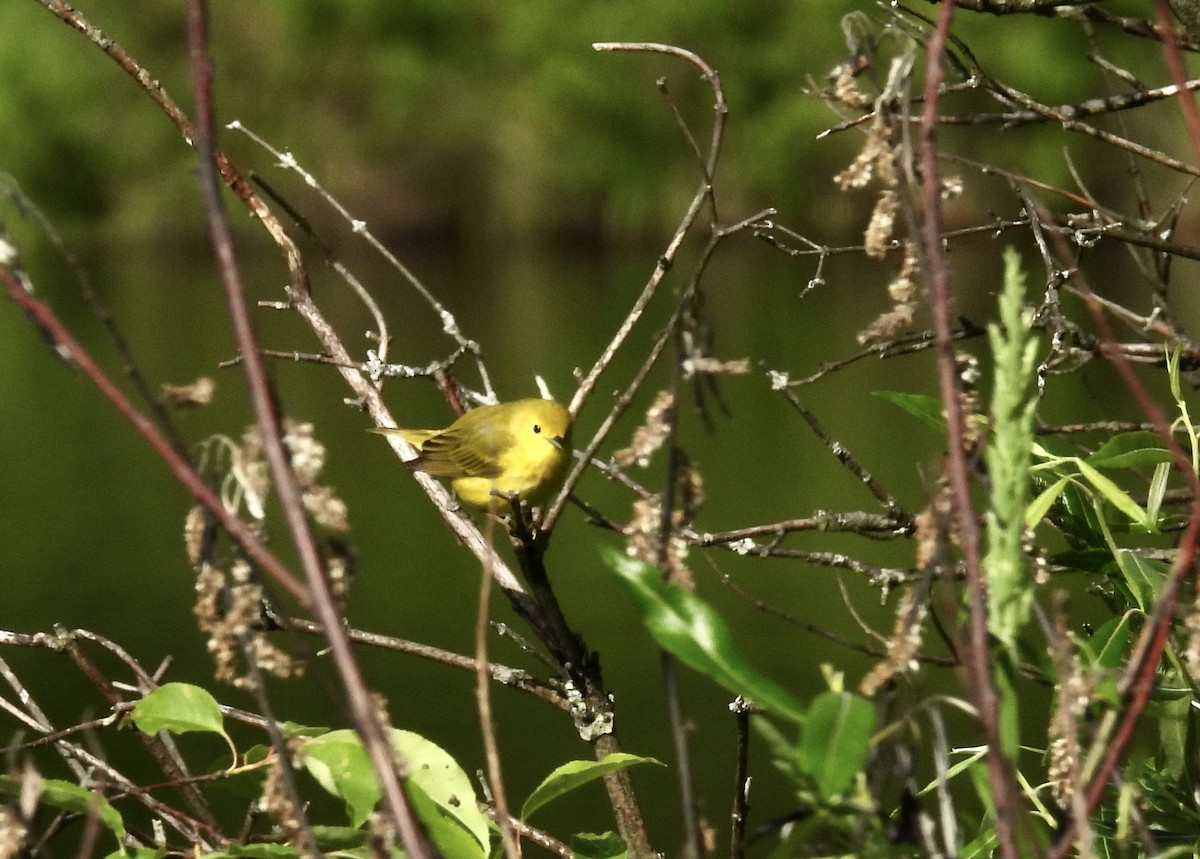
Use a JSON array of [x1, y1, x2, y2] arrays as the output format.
[[415, 424, 508, 479]]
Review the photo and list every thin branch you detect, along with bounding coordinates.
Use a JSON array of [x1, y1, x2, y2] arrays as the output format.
[[1, 267, 308, 603], [1039, 205, 1200, 859], [477, 516, 520, 859], [914, 4, 1026, 857], [568, 43, 727, 423], [185, 5, 430, 854], [730, 699, 752, 859], [271, 614, 568, 710]]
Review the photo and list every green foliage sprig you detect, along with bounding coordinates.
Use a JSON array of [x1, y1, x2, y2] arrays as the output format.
[[984, 248, 1039, 654]]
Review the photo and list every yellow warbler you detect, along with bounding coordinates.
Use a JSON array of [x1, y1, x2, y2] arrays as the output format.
[[371, 398, 573, 510]]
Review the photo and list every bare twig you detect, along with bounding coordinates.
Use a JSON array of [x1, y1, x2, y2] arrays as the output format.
[[477, 515, 520, 859], [568, 43, 727, 423], [1039, 205, 1200, 858], [913, 4, 1026, 857], [184, 4, 430, 854], [730, 699, 753, 859], [1, 267, 309, 604]]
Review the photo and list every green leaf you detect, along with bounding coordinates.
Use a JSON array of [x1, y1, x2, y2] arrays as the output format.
[[521, 753, 663, 820], [220, 845, 302, 858], [1147, 462, 1171, 526], [796, 691, 875, 798], [0, 776, 129, 855], [1114, 551, 1168, 612], [105, 850, 166, 859], [1084, 432, 1172, 469], [130, 683, 225, 736], [406, 779, 487, 859], [303, 728, 489, 857], [1075, 460, 1154, 531], [1156, 689, 1190, 780], [994, 660, 1020, 759], [570, 831, 629, 859], [916, 746, 987, 797], [392, 728, 489, 855], [309, 826, 367, 850], [303, 730, 379, 827], [1025, 475, 1071, 530], [1087, 614, 1133, 669], [872, 390, 945, 432], [1053, 480, 1107, 547], [602, 547, 805, 724]]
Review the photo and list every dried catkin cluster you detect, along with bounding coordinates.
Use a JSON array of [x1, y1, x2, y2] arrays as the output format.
[[859, 478, 956, 696], [0, 805, 29, 859], [185, 419, 349, 686], [859, 588, 929, 697], [241, 420, 350, 532], [614, 390, 674, 469], [618, 391, 705, 587], [832, 118, 924, 345], [1047, 628, 1092, 811], [258, 739, 307, 847], [284, 421, 349, 531], [193, 559, 302, 687], [625, 460, 705, 589]]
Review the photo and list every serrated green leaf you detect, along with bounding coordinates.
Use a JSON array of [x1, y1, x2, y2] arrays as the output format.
[[130, 683, 225, 737], [872, 390, 946, 432], [522, 753, 663, 820], [603, 547, 805, 724], [570, 831, 628, 859], [0, 776, 129, 855], [392, 728, 489, 855], [796, 691, 875, 799]]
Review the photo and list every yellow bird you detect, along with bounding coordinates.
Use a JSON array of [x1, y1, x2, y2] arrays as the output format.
[[371, 398, 573, 510]]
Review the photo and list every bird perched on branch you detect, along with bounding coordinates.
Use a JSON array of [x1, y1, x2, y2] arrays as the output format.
[[371, 398, 573, 511]]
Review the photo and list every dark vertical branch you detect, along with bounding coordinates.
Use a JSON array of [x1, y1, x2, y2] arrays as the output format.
[[661, 330, 700, 859], [236, 632, 323, 857], [1154, 0, 1200, 159], [914, 4, 1024, 858], [730, 701, 751, 859], [183, 5, 432, 857]]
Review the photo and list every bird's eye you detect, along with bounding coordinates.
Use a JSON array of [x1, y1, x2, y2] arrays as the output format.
[[533, 424, 542, 434]]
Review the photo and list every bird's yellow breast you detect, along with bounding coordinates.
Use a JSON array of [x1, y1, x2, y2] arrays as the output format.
[[452, 435, 570, 509]]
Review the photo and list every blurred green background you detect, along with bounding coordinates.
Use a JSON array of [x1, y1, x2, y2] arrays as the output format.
[[1, 0, 1193, 853]]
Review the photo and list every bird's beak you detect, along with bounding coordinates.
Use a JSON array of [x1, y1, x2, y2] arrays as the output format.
[[548, 436, 565, 450]]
